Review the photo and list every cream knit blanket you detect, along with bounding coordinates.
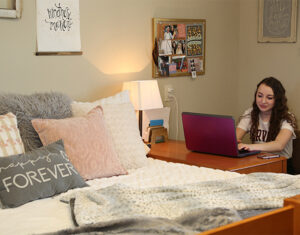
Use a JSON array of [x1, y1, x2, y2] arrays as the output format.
[[63, 172, 300, 226]]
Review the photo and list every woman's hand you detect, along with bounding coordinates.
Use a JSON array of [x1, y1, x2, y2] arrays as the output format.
[[238, 143, 262, 152], [238, 143, 251, 151]]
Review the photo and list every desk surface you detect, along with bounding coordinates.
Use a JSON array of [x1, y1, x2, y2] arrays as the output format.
[[148, 140, 287, 174]]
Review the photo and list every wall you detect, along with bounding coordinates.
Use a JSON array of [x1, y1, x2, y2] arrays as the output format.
[[0, 0, 240, 140], [238, 0, 300, 129]]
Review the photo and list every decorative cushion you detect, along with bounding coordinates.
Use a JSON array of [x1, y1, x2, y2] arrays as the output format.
[[0, 140, 87, 208], [0, 92, 73, 152], [100, 102, 148, 169], [31, 106, 127, 180], [144, 143, 151, 155], [71, 91, 148, 170], [71, 90, 131, 117], [0, 112, 25, 157]]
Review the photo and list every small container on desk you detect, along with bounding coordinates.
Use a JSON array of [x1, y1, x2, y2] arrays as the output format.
[[149, 126, 168, 145]]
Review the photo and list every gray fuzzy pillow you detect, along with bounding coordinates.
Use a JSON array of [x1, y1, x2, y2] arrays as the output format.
[[0, 92, 73, 151]]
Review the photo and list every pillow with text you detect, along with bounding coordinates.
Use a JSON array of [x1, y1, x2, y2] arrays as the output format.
[[0, 140, 87, 208]]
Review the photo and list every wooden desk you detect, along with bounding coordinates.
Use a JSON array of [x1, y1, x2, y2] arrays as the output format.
[[148, 140, 287, 174]]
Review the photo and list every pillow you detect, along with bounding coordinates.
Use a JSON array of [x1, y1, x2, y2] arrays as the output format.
[[0, 112, 25, 157], [0, 140, 87, 208], [32, 106, 127, 180], [100, 102, 148, 169], [71, 90, 131, 117], [0, 92, 73, 152], [144, 143, 151, 155], [72, 91, 148, 170]]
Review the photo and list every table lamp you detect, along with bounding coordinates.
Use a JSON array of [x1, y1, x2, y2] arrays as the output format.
[[123, 80, 163, 136]]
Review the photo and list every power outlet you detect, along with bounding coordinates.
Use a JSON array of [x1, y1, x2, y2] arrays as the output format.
[[164, 84, 174, 101]]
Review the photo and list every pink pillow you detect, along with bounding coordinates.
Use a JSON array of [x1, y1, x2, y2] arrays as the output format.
[[31, 106, 127, 180]]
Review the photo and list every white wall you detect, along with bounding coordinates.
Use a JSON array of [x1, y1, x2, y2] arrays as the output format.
[[238, 0, 300, 128], [0, 0, 240, 139]]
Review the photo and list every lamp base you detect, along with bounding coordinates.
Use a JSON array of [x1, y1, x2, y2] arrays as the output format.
[[138, 110, 143, 137]]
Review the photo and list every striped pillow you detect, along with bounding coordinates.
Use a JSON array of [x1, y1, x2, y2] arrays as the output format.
[[0, 113, 25, 157]]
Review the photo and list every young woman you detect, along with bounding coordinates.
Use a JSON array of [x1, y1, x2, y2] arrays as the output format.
[[236, 77, 297, 159]]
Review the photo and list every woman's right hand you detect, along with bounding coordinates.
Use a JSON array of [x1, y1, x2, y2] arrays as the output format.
[[238, 143, 250, 151]]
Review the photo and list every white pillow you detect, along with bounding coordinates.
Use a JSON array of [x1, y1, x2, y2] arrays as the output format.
[[72, 91, 148, 169], [71, 91, 131, 117], [98, 90, 131, 105]]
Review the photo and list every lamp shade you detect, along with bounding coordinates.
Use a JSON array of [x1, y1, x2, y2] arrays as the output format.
[[123, 80, 163, 110]]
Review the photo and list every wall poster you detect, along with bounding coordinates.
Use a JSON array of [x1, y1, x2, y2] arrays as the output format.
[[258, 0, 297, 43], [152, 18, 206, 78], [36, 0, 82, 55]]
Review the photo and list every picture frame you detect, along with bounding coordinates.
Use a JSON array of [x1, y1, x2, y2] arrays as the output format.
[[36, 0, 82, 56], [258, 0, 297, 43], [0, 0, 21, 18], [152, 18, 206, 78]]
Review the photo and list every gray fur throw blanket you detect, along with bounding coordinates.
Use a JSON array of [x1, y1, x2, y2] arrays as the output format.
[[0, 92, 73, 151], [55, 172, 300, 234]]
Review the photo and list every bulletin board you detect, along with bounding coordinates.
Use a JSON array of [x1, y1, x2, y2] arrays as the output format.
[[152, 18, 206, 78]]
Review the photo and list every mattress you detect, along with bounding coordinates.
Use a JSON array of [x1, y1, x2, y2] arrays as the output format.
[[0, 158, 241, 235]]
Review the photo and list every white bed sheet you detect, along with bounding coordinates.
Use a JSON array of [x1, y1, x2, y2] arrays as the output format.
[[0, 158, 241, 235]]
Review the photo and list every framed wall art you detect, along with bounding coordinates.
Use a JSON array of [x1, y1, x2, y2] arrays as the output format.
[[152, 18, 206, 78], [258, 0, 297, 43], [36, 0, 82, 55], [0, 0, 21, 18]]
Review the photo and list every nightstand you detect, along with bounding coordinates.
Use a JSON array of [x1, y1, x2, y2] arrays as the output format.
[[148, 140, 287, 174]]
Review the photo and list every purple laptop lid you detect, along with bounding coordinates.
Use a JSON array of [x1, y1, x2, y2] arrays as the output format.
[[182, 112, 239, 157]]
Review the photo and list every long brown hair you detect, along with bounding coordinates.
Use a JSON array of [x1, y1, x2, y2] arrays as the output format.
[[250, 77, 297, 142]]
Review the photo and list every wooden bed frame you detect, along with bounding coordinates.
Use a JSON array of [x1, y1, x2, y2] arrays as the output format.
[[201, 194, 300, 235]]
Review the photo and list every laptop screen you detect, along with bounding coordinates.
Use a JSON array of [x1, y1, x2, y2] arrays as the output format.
[[182, 112, 239, 156]]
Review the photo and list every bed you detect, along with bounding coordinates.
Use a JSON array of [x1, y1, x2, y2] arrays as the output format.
[[0, 91, 299, 235]]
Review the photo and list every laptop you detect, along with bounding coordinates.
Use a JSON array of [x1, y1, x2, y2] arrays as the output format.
[[182, 112, 261, 157]]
